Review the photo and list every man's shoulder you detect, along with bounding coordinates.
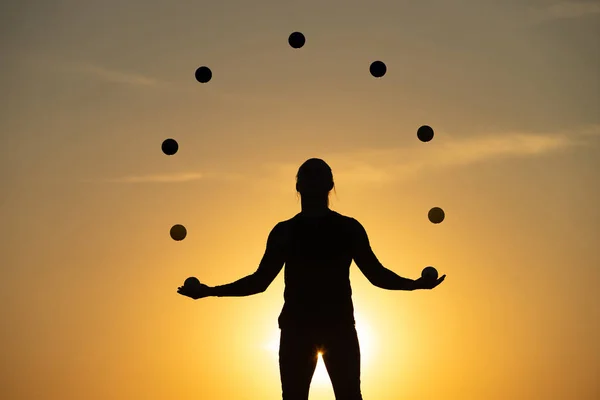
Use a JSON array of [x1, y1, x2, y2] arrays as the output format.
[[332, 211, 355, 222], [329, 211, 360, 229], [278, 214, 299, 228], [272, 216, 298, 237]]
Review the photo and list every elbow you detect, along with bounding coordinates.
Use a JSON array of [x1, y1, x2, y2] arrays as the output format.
[[257, 284, 267, 293], [255, 279, 269, 294], [371, 280, 387, 290], [365, 274, 383, 289]]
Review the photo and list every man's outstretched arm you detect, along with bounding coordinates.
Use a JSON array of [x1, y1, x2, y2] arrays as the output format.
[[209, 222, 286, 297], [351, 218, 417, 291]]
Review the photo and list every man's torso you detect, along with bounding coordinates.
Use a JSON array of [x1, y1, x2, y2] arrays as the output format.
[[277, 210, 356, 329]]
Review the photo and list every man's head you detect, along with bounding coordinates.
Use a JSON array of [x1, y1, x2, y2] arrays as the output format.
[[295, 158, 335, 205]]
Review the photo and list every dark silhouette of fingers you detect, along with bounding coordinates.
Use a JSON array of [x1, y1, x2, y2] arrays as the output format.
[[431, 275, 446, 288]]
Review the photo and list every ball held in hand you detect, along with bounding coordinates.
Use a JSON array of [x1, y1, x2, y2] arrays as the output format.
[[421, 266, 438, 281], [184, 277, 201, 288]]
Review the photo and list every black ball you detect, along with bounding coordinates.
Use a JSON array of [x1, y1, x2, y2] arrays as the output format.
[[161, 138, 178, 155], [421, 266, 439, 281], [184, 277, 200, 287], [370, 61, 387, 78], [417, 125, 434, 142], [195, 66, 212, 83], [428, 207, 445, 224], [288, 32, 305, 49], [170, 224, 187, 241]]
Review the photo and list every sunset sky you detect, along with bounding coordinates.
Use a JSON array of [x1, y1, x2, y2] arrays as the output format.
[[1, 0, 599, 399]]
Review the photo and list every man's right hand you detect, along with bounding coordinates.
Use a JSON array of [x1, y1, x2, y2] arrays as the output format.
[[412, 274, 446, 290], [177, 283, 213, 299]]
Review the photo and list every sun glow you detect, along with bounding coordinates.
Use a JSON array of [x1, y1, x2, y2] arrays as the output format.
[[263, 312, 378, 386], [312, 352, 330, 385]]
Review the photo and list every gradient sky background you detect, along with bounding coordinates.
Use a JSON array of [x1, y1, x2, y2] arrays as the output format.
[[1, 0, 599, 399]]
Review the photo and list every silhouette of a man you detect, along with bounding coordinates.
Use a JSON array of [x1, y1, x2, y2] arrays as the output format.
[[178, 158, 446, 400]]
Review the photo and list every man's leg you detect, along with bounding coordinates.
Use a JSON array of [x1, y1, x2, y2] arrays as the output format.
[[279, 328, 319, 400], [321, 326, 363, 400]]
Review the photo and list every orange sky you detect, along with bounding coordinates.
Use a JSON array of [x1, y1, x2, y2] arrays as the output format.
[[1, 1, 599, 399]]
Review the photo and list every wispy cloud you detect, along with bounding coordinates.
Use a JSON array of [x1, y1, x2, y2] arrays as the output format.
[[105, 172, 204, 183], [530, 1, 600, 22], [94, 171, 244, 184], [268, 125, 599, 187], [21, 53, 162, 87], [73, 63, 159, 87], [28, 54, 295, 101], [83, 125, 599, 187]]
